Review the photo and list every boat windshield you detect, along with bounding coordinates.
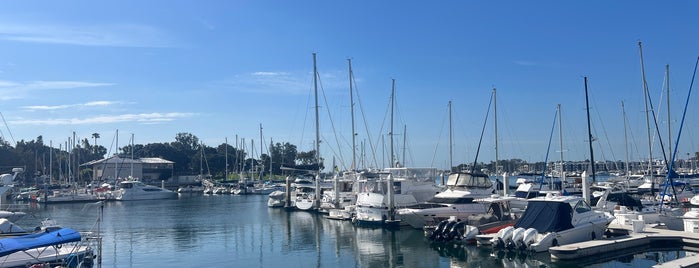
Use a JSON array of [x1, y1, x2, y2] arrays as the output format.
[[446, 172, 493, 188], [427, 197, 474, 204]]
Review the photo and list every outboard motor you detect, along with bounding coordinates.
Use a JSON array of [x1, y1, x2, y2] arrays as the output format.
[[446, 221, 467, 242], [508, 227, 525, 249], [436, 220, 458, 241], [492, 226, 514, 249], [428, 220, 449, 241]]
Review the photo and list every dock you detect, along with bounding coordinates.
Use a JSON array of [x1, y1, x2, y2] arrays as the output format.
[[549, 224, 699, 267]]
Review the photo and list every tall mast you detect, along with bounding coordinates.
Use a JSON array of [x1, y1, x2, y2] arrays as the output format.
[[225, 137, 228, 180], [260, 123, 264, 180], [622, 101, 630, 177], [584, 77, 596, 183], [390, 79, 395, 167], [115, 129, 118, 180], [130, 133, 134, 178], [402, 125, 407, 166], [557, 104, 564, 182], [313, 53, 320, 175], [638, 41, 653, 175], [448, 100, 453, 172], [348, 59, 357, 171], [313, 53, 321, 208], [666, 64, 672, 159], [494, 88, 499, 177]]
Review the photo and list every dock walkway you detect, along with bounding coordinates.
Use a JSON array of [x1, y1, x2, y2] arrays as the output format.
[[549, 224, 699, 267]]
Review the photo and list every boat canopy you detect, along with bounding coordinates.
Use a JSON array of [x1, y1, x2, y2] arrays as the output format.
[[0, 228, 81, 257], [447, 172, 493, 189], [514, 200, 573, 233]]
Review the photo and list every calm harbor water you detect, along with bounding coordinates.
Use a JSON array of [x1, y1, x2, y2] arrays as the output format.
[[12, 194, 693, 268]]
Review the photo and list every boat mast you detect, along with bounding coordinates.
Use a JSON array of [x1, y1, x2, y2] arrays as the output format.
[[448, 100, 453, 173], [494, 88, 499, 178], [402, 125, 407, 167], [584, 77, 596, 183], [390, 79, 395, 167], [313, 53, 321, 208], [638, 41, 654, 176], [130, 133, 134, 178], [622, 101, 630, 180], [557, 104, 565, 185], [666, 64, 672, 160], [115, 129, 119, 180], [348, 59, 357, 171], [225, 137, 228, 181], [260, 124, 264, 181]]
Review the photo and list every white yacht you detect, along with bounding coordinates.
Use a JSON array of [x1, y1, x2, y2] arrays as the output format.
[[478, 194, 614, 252], [353, 167, 442, 227], [397, 171, 496, 229], [114, 179, 178, 201]]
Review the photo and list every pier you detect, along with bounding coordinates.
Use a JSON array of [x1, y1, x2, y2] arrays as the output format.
[[549, 224, 699, 267]]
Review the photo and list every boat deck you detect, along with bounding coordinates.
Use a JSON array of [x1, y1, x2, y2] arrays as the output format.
[[549, 224, 699, 267]]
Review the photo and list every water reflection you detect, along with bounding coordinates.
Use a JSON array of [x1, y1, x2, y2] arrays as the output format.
[[13, 194, 698, 268]]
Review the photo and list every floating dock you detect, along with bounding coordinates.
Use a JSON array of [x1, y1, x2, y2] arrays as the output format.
[[549, 224, 699, 267]]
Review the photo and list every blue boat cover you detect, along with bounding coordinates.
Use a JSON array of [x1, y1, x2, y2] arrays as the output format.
[[0, 228, 81, 257], [514, 201, 574, 233]]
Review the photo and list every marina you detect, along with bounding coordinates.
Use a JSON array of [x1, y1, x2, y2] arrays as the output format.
[[3, 192, 699, 267]]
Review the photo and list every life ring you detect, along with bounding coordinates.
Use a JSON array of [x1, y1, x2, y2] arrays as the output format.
[[322, 196, 328, 203]]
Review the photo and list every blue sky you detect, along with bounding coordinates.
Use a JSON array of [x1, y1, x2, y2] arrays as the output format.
[[0, 1, 698, 171]]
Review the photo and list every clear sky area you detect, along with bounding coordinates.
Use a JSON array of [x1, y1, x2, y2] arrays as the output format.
[[0, 1, 697, 170]]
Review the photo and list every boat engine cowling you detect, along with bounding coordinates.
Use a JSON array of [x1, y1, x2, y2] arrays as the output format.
[[447, 221, 467, 241], [509, 227, 526, 249], [492, 226, 514, 248], [522, 228, 538, 248], [461, 225, 480, 242], [428, 220, 449, 241]]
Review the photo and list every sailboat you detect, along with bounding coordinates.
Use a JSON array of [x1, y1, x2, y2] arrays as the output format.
[[477, 77, 615, 252], [353, 80, 442, 227]]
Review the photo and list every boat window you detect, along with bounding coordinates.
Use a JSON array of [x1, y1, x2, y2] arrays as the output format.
[[447, 172, 493, 188], [573, 200, 592, 213]]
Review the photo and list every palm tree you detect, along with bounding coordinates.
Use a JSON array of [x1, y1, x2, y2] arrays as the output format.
[[91, 133, 100, 153]]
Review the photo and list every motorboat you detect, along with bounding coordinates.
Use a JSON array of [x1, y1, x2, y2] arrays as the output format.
[[396, 171, 495, 229], [320, 172, 357, 217], [477, 194, 614, 252], [267, 190, 286, 208], [0, 226, 95, 267], [114, 179, 178, 201], [424, 196, 519, 244]]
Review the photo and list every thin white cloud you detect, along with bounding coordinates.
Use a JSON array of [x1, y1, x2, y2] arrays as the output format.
[[0, 80, 114, 100], [0, 23, 174, 47], [226, 70, 345, 95], [514, 60, 538, 66], [10, 112, 195, 126], [21, 100, 119, 111]]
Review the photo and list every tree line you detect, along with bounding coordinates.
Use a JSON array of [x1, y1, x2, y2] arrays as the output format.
[[0, 132, 322, 185]]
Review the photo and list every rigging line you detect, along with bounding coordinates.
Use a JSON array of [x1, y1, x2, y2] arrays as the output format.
[[539, 108, 558, 192], [429, 103, 449, 168], [316, 71, 347, 170], [372, 89, 392, 168], [0, 112, 15, 145], [589, 91, 617, 168], [469, 92, 494, 174], [661, 55, 699, 207], [645, 74, 672, 173], [352, 75, 379, 169]]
